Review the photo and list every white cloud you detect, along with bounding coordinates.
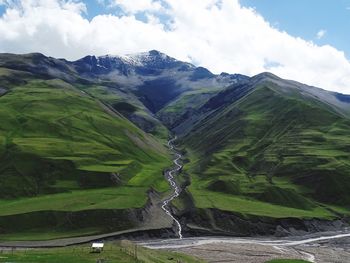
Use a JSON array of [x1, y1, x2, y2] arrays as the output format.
[[316, 29, 326, 39], [0, 0, 13, 6], [99, 0, 163, 14], [0, 0, 350, 94]]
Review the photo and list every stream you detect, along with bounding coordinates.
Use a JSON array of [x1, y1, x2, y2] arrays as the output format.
[[161, 136, 183, 239]]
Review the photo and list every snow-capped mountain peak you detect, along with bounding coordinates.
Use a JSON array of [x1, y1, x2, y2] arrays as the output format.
[[74, 50, 195, 76]]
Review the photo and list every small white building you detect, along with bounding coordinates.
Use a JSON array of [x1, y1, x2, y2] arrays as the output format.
[[91, 242, 104, 253]]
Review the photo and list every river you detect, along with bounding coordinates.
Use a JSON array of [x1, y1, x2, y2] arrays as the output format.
[[161, 136, 183, 239]]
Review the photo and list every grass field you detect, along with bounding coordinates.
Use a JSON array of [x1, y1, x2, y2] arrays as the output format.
[[188, 178, 334, 219], [0, 229, 102, 241], [0, 241, 205, 263], [0, 187, 149, 216]]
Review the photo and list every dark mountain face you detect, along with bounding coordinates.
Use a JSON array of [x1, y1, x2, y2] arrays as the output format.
[[189, 67, 215, 80], [70, 50, 249, 113], [73, 50, 194, 77], [136, 78, 181, 113]]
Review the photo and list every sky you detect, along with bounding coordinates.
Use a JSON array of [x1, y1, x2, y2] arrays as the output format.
[[241, 0, 350, 59], [0, 1, 350, 94]]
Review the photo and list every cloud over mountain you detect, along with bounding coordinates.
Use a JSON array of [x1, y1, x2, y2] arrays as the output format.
[[0, 0, 350, 93]]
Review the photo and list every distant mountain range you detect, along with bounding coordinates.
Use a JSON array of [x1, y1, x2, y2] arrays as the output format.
[[0, 50, 350, 240]]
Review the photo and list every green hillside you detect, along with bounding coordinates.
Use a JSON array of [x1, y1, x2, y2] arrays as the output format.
[[180, 83, 350, 218], [80, 84, 169, 139], [0, 77, 171, 239], [157, 87, 222, 129], [0, 79, 170, 196]]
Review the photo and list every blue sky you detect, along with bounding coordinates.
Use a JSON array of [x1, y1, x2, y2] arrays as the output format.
[[0, 5, 5, 16], [240, 0, 350, 59], [81, 0, 161, 23], [82, 0, 122, 18], [0, 0, 350, 93]]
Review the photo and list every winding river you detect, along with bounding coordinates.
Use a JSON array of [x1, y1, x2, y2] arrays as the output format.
[[161, 136, 183, 239]]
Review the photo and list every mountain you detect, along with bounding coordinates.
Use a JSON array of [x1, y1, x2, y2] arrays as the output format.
[[0, 51, 350, 240], [0, 51, 246, 138], [72, 50, 247, 113], [169, 72, 350, 232], [0, 53, 174, 240]]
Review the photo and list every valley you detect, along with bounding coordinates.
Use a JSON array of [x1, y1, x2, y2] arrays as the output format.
[[0, 51, 350, 262]]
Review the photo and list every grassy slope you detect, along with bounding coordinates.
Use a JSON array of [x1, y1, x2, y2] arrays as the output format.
[[0, 241, 204, 263], [0, 78, 171, 239], [81, 85, 169, 139], [182, 84, 350, 218], [0, 187, 149, 216], [157, 87, 222, 128], [0, 79, 170, 196]]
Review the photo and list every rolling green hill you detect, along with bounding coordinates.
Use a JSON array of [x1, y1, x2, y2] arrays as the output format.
[[0, 79, 170, 197], [176, 76, 350, 219], [157, 87, 224, 130], [0, 68, 172, 239]]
